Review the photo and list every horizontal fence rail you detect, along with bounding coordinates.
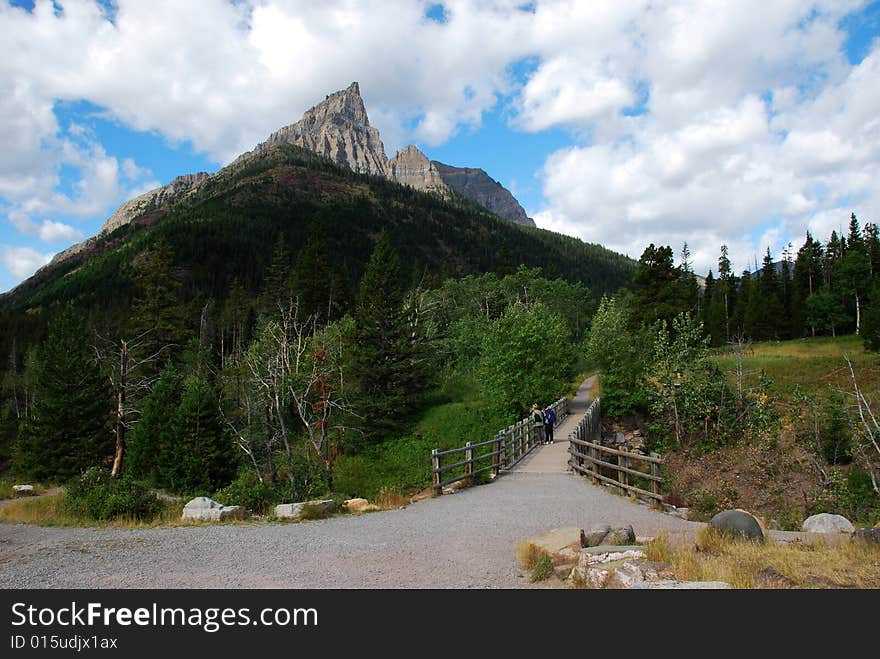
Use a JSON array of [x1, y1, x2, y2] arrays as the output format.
[[431, 397, 569, 494], [567, 398, 664, 501]]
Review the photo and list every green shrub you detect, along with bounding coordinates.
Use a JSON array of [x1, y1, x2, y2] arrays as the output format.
[[530, 554, 553, 582], [65, 467, 161, 521], [212, 469, 287, 515]]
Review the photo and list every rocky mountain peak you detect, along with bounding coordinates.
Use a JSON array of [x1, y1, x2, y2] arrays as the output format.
[[388, 145, 446, 194], [255, 80, 388, 177]]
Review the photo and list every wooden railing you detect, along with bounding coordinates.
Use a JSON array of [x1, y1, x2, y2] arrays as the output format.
[[431, 397, 569, 494], [568, 398, 664, 501]]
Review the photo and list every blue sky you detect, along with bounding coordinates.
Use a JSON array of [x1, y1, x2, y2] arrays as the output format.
[[2, 0, 879, 292]]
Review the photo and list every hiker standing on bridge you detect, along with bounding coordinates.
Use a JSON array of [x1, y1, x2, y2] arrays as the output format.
[[542, 404, 556, 444], [530, 404, 544, 440]]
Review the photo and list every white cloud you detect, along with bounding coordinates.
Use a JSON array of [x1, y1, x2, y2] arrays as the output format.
[[0, 0, 878, 285], [1, 246, 53, 280], [39, 220, 82, 243]]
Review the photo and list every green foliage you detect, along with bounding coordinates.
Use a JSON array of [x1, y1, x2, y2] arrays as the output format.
[[14, 308, 113, 480], [274, 452, 330, 502], [630, 244, 694, 329], [127, 362, 182, 485], [212, 468, 288, 515], [65, 467, 162, 521], [812, 468, 879, 523], [584, 295, 648, 416], [165, 375, 237, 494], [821, 392, 852, 465], [350, 232, 434, 445], [478, 301, 574, 418], [129, 364, 236, 495], [530, 554, 553, 582]]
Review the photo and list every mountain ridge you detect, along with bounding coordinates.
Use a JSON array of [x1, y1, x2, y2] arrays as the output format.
[[31, 82, 536, 281]]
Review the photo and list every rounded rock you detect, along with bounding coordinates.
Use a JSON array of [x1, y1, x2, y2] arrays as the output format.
[[709, 509, 764, 541]]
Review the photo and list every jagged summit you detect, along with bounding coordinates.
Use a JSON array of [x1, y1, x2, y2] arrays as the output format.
[[255, 81, 388, 177], [37, 82, 536, 277]]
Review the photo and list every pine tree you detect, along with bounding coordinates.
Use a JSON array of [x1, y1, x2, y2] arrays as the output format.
[[128, 239, 187, 375], [127, 362, 183, 485], [350, 232, 429, 445], [164, 375, 236, 493], [258, 233, 294, 316], [793, 232, 824, 337], [290, 221, 337, 322], [630, 244, 691, 328], [14, 308, 113, 480], [744, 248, 784, 340]]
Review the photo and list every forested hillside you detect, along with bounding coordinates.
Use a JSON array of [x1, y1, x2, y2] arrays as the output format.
[[0, 142, 630, 515]]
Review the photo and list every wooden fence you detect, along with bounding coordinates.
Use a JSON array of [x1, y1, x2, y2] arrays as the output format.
[[431, 397, 569, 494], [568, 398, 664, 501]]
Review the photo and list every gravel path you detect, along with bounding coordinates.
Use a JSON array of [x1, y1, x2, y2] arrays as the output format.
[[0, 473, 699, 589], [0, 379, 701, 589]]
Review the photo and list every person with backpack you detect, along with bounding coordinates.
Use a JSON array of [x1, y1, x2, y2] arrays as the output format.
[[542, 404, 556, 444], [530, 404, 544, 443]]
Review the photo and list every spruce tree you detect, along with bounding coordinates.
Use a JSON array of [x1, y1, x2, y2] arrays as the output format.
[[128, 239, 187, 375], [126, 362, 182, 486], [350, 232, 428, 445], [14, 308, 113, 480], [164, 375, 236, 493], [291, 221, 336, 321]]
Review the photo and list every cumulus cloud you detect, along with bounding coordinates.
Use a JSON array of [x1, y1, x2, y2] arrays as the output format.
[[1, 246, 53, 281], [0, 0, 878, 285], [39, 220, 82, 243]]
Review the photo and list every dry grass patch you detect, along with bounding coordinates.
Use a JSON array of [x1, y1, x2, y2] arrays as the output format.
[[515, 540, 547, 570], [649, 528, 880, 589], [0, 493, 182, 528], [375, 486, 410, 510]]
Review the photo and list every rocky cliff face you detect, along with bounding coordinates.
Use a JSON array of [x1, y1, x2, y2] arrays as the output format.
[[431, 162, 535, 227], [255, 81, 388, 177], [98, 172, 209, 237], [42, 82, 534, 274], [387, 145, 446, 195]]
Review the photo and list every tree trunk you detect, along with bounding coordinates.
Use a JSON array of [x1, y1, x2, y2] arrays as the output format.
[[855, 289, 861, 335], [110, 340, 127, 478]]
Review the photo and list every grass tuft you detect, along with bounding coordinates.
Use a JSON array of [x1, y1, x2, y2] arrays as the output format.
[[530, 554, 553, 582], [664, 527, 880, 588]]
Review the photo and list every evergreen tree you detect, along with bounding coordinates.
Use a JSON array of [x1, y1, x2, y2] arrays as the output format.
[[292, 221, 340, 322], [14, 308, 113, 480], [731, 270, 751, 339], [744, 248, 784, 340], [840, 214, 869, 334], [350, 232, 430, 445], [630, 244, 691, 329], [793, 232, 824, 337], [165, 375, 236, 493], [127, 362, 183, 485], [128, 239, 187, 375], [258, 233, 294, 315]]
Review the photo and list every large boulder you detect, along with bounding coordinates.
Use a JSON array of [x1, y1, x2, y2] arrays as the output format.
[[12, 485, 35, 497], [182, 497, 249, 522], [709, 509, 764, 541], [802, 513, 854, 534], [579, 524, 636, 547], [580, 525, 611, 548], [852, 528, 880, 545], [605, 525, 636, 546], [523, 528, 582, 566], [274, 499, 336, 520]]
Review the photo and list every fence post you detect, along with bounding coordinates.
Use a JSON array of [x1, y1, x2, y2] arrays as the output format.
[[432, 449, 441, 495], [651, 452, 661, 501], [620, 454, 628, 494], [509, 424, 516, 464], [465, 441, 473, 483], [493, 432, 502, 476]]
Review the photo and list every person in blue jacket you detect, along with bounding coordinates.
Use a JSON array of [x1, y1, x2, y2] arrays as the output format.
[[542, 404, 556, 444]]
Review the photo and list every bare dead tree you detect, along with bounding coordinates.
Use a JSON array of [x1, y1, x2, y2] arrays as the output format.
[[242, 295, 357, 489], [842, 357, 880, 496], [95, 330, 168, 478]]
